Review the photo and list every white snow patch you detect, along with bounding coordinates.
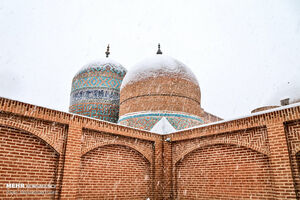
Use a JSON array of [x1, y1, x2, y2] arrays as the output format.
[[121, 55, 198, 89], [75, 57, 126, 76], [150, 117, 176, 135]]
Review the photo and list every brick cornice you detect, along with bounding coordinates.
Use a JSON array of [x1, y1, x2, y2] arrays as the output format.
[[170, 104, 300, 141], [0, 97, 159, 141]]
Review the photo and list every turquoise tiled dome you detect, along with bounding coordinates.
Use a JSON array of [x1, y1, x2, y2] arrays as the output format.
[[69, 58, 127, 123]]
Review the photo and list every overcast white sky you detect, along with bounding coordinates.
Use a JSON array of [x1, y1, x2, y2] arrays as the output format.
[[0, 0, 299, 119]]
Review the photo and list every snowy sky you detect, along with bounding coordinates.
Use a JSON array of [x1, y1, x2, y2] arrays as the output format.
[[0, 0, 299, 119]]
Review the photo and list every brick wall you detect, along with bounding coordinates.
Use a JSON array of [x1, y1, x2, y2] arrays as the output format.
[[175, 144, 273, 199], [0, 97, 300, 199], [79, 144, 151, 199], [0, 125, 59, 199], [120, 77, 202, 117], [285, 119, 300, 198]]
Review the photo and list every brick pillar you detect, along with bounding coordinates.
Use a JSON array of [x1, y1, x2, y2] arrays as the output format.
[[60, 123, 82, 199], [162, 139, 173, 199], [154, 139, 163, 199], [267, 122, 297, 199], [54, 152, 65, 199]]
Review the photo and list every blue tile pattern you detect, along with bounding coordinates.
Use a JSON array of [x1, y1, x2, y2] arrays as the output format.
[[69, 61, 126, 123], [76, 63, 126, 77], [70, 88, 120, 105], [71, 76, 122, 92], [118, 112, 203, 131], [69, 103, 119, 122]]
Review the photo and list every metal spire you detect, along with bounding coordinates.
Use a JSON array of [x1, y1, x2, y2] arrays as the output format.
[[156, 43, 162, 54], [105, 44, 110, 58]]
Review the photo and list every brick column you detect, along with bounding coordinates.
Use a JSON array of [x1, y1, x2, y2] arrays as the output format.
[[162, 139, 173, 199], [154, 139, 163, 199], [60, 123, 82, 199], [54, 152, 65, 199], [267, 122, 297, 199]]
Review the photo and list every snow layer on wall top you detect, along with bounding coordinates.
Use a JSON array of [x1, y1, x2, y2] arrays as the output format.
[[181, 102, 300, 133]]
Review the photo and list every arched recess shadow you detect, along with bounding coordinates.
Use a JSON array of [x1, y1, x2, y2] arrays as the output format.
[[294, 146, 300, 155], [82, 143, 152, 164], [79, 143, 153, 199], [296, 151, 300, 174], [0, 120, 60, 154], [174, 142, 269, 165], [0, 124, 61, 199], [174, 143, 273, 199]]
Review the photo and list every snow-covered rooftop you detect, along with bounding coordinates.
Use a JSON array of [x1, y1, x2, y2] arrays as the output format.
[[121, 55, 198, 89]]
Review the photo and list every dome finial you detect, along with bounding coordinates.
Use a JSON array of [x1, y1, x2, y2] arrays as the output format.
[[156, 43, 162, 54], [105, 44, 110, 58]]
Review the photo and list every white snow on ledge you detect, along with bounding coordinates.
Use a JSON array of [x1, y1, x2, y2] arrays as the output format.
[[2, 97, 300, 137], [150, 117, 176, 135], [177, 102, 300, 134], [0, 96, 158, 135]]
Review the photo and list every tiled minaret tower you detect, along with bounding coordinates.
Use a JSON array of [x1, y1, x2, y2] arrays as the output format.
[[69, 45, 127, 122]]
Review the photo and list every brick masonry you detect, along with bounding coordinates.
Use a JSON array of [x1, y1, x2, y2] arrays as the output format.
[[0, 97, 300, 199], [120, 77, 202, 117], [175, 144, 273, 199], [119, 112, 204, 131], [0, 126, 59, 199], [119, 74, 222, 131], [79, 144, 152, 199]]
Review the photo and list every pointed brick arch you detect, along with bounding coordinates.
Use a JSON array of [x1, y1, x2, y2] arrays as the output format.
[[82, 142, 152, 164], [174, 141, 269, 165], [79, 144, 152, 199], [0, 124, 61, 199], [173, 126, 270, 165], [0, 118, 61, 154], [174, 143, 273, 199], [294, 146, 300, 156]]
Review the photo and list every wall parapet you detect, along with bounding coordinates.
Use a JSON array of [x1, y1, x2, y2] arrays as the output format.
[[170, 103, 300, 141], [1, 97, 300, 199], [0, 97, 160, 141]]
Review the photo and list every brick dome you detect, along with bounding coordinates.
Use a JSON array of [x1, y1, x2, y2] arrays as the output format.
[[69, 58, 126, 123], [119, 54, 203, 131]]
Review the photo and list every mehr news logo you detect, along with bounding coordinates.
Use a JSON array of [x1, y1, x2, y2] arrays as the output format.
[[6, 183, 56, 188], [6, 183, 56, 195]]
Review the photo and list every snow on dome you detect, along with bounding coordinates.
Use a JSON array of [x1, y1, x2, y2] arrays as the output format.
[[75, 57, 126, 77], [264, 78, 300, 106], [121, 55, 198, 89]]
